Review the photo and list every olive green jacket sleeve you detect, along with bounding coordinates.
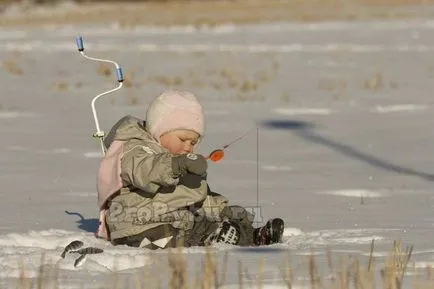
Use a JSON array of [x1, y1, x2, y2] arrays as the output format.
[[120, 142, 179, 193]]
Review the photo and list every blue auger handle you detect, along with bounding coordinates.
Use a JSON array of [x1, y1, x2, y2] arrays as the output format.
[[116, 67, 124, 83], [76, 36, 84, 52]]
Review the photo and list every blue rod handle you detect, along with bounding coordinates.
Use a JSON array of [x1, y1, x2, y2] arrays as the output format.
[[76, 36, 84, 51], [116, 67, 124, 82]]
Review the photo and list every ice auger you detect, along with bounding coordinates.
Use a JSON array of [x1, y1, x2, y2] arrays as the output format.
[[75, 36, 124, 156]]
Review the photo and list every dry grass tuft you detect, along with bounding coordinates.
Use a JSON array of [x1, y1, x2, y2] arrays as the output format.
[[7, 239, 434, 289], [2, 0, 434, 28], [123, 72, 135, 88], [97, 63, 112, 77], [51, 81, 69, 92], [149, 75, 184, 87], [364, 71, 385, 91], [2, 60, 24, 76], [318, 77, 349, 93]]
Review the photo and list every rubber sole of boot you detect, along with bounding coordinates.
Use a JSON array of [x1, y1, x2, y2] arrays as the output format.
[[270, 218, 285, 244]]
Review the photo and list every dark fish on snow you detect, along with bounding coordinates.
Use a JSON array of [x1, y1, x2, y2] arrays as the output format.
[[74, 254, 87, 268], [61, 240, 84, 258], [73, 247, 104, 255]]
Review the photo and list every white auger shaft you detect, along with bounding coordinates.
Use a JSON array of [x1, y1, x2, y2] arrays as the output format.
[[75, 36, 124, 156]]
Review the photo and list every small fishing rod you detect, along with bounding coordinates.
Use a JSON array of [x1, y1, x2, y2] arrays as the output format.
[[206, 128, 255, 162]]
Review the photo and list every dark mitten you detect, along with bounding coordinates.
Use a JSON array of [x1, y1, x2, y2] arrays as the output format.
[[179, 173, 203, 189], [172, 153, 207, 177]]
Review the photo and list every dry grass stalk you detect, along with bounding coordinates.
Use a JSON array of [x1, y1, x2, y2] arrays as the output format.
[[201, 248, 214, 289], [256, 257, 265, 289], [2, 0, 434, 28], [36, 253, 46, 289], [212, 81, 222, 91], [280, 252, 293, 289], [109, 259, 120, 289], [364, 71, 384, 91], [326, 247, 337, 285], [18, 259, 31, 289], [149, 75, 184, 87], [337, 255, 349, 289], [368, 239, 375, 272], [427, 266, 434, 281], [8, 240, 434, 289], [2, 60, 24, 76], [255, 71, 270, 83], [281, 93, 291, 103], [308, 252, 323, 289], [243, 263, 254, 288], [318, 77, 348, 93], [169, 247, 187, 289], [238, 260, 244, 289], [123, 78, 133, 88], [240, 80, 258, 93], [379, 240, 413, 289], [97, 63, 112, 77], [218, 251, 229, 288], [51, 81, 69, 92]]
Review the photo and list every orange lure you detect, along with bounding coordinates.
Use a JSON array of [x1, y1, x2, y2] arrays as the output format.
[[206, 128, 254, 163]]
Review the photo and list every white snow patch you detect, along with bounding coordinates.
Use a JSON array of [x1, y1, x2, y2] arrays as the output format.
[[283, 227, 304, 237], [63, 191, 97, 197], [313, 228, 401, 236], [4, 42, 434, 53], [274, 107, 335, 116], [307, 59, 356, 67], [6, 145, 29, 151], [317, 189, 385, 198], [8, 20, 434, 37], [284, 228, 400, 247], [413, 261, 434, 268], [0, 230, 152, 278], [297, 251, 324, 256], [332, 236, 385, 244], [371, 104, 429, 113], [6, 146, 72, 155], [52, 148, 71, 154], [0, 30, 27, 40], [361, 251, 392, 257], [0, 111, 38, 119], [221, 285, 307, 289], [83, 151, 103, 158], [249, 20, 434, 32], [330, 249, 363, 254], [362, 249, 434, 258], [262, 165, 292, 172]]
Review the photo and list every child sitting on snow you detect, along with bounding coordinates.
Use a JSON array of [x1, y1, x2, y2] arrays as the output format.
[[95, 90, 284, 249]]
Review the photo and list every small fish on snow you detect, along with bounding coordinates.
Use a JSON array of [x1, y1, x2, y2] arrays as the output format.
[[61, 240, 84, 258], [74, 254, 87, 268], [72, 247, 104, 255]]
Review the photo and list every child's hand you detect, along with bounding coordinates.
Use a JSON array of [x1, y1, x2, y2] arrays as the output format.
[[172, 153, 208, 177]]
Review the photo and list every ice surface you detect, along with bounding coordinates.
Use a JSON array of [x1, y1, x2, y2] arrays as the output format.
[[1, 17, 434, 288]]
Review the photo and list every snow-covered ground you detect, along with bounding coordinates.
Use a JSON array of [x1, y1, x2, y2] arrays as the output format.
[[1, 18, 434, 288]]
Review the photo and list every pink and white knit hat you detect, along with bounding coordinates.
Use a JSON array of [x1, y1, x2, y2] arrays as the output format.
[[145, 90, 205, 141]]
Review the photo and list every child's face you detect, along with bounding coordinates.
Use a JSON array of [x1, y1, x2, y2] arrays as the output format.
[[159, 129, 200, 155]]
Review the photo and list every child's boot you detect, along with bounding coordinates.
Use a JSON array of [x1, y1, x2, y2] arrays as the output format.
[[203, 220, 240, 246], [254, 218, 285, 246]]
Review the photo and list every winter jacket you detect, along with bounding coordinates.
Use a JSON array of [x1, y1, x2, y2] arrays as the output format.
[[96, 116, 228, 243]]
